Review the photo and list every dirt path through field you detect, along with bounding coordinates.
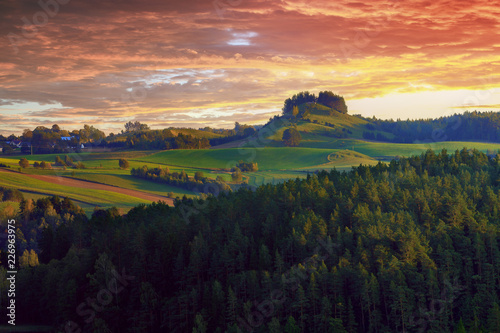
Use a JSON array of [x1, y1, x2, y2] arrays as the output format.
[[0, 168, 174, 206]]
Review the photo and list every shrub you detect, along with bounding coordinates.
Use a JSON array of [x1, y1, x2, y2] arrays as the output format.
[[40, 161, 52, 169], [55, 156, 66, 166], [231, 167, 243, 182], [1, 187, 24, 202], [194, 171, 205, 181], [65, 155, 75, 167], [74, 162, 86, 169], [119, 158, 130, 169], [33, 161, 40, 168], [234, 161, 258, 172]]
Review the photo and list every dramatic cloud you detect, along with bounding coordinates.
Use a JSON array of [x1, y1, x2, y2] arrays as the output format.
[[0, 0, 499, 134]]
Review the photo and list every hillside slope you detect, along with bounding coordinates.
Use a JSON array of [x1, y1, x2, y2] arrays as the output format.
[[248, 102, 394, 148]]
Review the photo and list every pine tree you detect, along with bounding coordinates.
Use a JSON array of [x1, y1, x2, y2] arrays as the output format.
[[268, 317, 281, 333], [192, 313, 207, 333], [284, 316, 300, 333], [226, 286, 238, 326], [488, 302, 500, 333], [292, 284, 309, 331]]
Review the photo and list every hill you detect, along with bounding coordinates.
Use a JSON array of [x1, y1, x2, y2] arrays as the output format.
[[247, 102, 394, 148]]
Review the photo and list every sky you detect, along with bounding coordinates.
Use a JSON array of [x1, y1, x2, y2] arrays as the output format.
[[1, 0, 499, 135]]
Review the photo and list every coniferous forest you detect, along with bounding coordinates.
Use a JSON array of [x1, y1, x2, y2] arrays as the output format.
[[3, 148, 500, 332]]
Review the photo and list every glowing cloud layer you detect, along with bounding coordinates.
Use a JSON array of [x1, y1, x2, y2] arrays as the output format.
[[0, 0, 499, 134]]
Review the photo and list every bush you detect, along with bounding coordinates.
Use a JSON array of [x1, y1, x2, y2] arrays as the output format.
[[19, 158, 30, 168], [234, 160, 258, 172], [194, 171, 205, 181], [33, 161, 40, 168], [40, 161, 52, 169], [0, 187, 24, 202], [65, 155, 75, 167], [119, 158, 130, 169], [55, 156, 66, 166], [74, 162, 86, 169], [167, 192, 174, 198], [231, 167, 243, 182]]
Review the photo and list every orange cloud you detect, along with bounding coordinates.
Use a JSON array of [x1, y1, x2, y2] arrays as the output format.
[[0, 0, 499, 134]]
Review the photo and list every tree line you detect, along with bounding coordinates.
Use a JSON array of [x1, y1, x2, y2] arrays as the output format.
[[1, 121, 262, 154], [362, 111, 500, 143], [130, 165, 231, 194]]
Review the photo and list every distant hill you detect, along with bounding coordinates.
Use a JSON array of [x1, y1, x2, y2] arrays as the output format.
[[245, 101, 394, 149], [242, 92, 500, 149]]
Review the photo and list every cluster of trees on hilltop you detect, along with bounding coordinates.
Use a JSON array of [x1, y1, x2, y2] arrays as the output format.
[[5, 148, 500, 332], [282, 91, 348, 116], [362, 111, 500, 143]]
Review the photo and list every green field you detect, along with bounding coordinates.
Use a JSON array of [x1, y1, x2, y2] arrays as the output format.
[[0, 171, 153, 214], [134, 147, 376, 170]]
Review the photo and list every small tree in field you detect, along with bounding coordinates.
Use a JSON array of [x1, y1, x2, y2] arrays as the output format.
[[194, 171, 205, 181], [19, 158, 29, 168], [65, 155, 75, 167], [282, 128, 301, 147], [55, 156, 66, 166], [231, 167, 243, 182], [119, 158, 130, 169]]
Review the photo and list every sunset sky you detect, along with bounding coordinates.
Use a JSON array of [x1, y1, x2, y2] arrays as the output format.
[[1, 0, 499, 135]]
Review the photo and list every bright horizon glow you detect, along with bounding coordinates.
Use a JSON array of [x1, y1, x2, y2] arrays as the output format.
[[0, 0, 499, 135]]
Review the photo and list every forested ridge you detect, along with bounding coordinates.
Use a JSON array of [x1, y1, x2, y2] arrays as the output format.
[[2, 148, 500, 332], [362, 111, 500, 143]]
